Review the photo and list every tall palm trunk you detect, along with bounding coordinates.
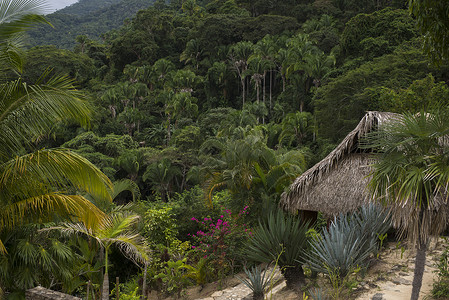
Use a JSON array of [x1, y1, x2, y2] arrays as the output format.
[[142, 262, 148, 300], [102, 272, 109, 300], [411, 239, 427, 300], [269, 70, 272, 111], [102, 247, 110, 300], [242, 78, 246, 106]]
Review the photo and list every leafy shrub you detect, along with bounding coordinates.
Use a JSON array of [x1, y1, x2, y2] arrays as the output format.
[[184, 257, 212, 286], [432, 240, 449, 298], [154, 258, 192, 298], [189, 206, 251, 279], [111, 277, 140, 300], [147, 186, 224, 240], [245, 210, 310, 288]]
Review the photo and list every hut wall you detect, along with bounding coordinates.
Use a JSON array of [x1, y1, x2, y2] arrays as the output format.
[[292, 153, 373, 217]]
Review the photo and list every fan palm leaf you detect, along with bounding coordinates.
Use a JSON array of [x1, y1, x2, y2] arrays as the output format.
[[363, 110, 449, 300]]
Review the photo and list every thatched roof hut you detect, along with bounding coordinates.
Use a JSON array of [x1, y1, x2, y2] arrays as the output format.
[[281, 111, 401, 217]]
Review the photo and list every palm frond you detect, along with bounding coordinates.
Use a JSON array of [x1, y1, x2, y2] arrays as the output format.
[[0, 148, 112, 203], [0, 77, 90, 158], [0, 193, 106, 229], [0, 0, 50, 73], [109, 233, 148, 264], [0, 240, 5, 254], [111, 179, 141, 202]]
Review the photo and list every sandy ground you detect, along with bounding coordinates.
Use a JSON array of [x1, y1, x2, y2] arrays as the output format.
[[355, 239, 443, 300]]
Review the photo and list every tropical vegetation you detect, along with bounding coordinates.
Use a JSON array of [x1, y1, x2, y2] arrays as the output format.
[[0, 0, 448, 299]]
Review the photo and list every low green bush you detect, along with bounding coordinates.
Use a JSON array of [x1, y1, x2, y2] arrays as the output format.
[[432, 240, 449, 298]]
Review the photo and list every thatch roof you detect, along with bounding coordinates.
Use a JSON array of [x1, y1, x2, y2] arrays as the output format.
[[281, 111, 401, 217]]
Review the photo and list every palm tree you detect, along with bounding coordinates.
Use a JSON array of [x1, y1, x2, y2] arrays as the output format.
[[229, 41, 254, 106], [198, 129, 308, 208], [363, 111, 449, 300], [0, 225, 77, 293], [303, 52, 335, 89], [279, 111, 315, 147], [0, 0, 113, 253], [180, 38, 203, 70], [143, 158, 181, 202], [48, 210, 149, 300]]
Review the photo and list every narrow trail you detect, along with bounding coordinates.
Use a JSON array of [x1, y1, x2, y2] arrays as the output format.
[[356, 239, 442, 300]]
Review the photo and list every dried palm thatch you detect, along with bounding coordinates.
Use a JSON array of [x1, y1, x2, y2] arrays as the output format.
[[281, 111, 401, 217]]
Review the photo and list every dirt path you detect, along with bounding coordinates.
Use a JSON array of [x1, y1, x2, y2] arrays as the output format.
[[356, 239, 443, 300]]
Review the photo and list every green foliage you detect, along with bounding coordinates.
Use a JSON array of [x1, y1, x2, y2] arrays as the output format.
[[23, 46, 95, 86], [432, 241, 449, 298], [378, 74, 449, 113], [0, 225, 77, 293], [143, 207, 179, 247], [154, 258, 192, 297], [279, 111, 314, 147], [246, 210, 309, 270], [409, 0, 449, 64], [340, 8, 416, 59], [313, 43, 443, 141], [111, 276, 141, 300], [189, 206, 252, 280], [184, 257, 212, 286], [27, 0, 153, 49]]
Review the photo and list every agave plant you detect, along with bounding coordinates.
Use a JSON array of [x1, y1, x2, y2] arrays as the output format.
[[306, 204, 390, 279], [306, 215, 371, 278], [237, 265, 271, 300], [245, 210, 310, 289], [352, 203, 391, 254], [308, 287, 330, 300]]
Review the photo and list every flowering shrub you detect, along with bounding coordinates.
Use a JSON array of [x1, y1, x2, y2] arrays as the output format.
[[189, 206, 252, 278]]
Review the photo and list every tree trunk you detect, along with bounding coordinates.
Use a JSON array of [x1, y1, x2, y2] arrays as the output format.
[[102, 248, 110, 300], [142, 262, 148, 300], [262, 71, 266, 106], [282, 74, 286, 92], [166, 114, 171, 144], [242, 79, 246, 106], [87, 280, 91, 300], [269, 70, 272, 111], [116, 277, 120, 300], [411, 240, 427, 300], [102, 272, 109, 300]]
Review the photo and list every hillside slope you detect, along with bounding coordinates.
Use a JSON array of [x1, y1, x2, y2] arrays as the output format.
[[27, 0, 154, 49]]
